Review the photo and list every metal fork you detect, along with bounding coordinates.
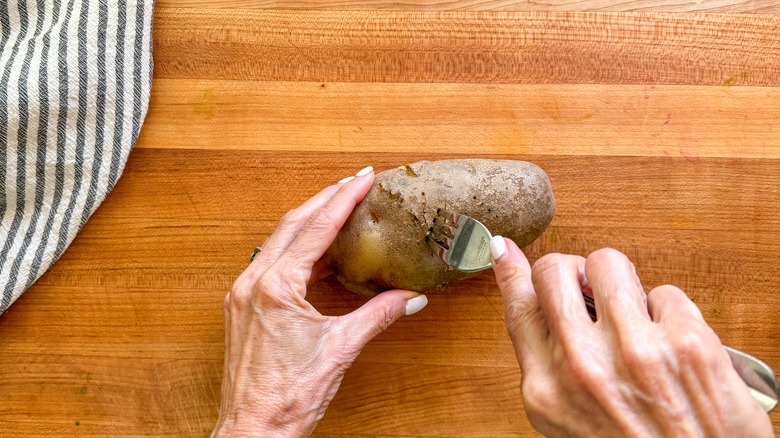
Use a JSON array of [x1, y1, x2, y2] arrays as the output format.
[[426, 210, 779, 413], [427, 209, 493, 273]]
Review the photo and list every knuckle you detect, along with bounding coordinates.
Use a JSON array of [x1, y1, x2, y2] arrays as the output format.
[[562, 347, 607, 388], [521, 379, 556, 420], [230, 273, 253, 294], [648, 284, 685, 302], [565, 354, 592, 383], [375, 305, 396, 333], [675, 321, 723, 367], [586, 248, 634, 275], [253, 275, 285, 303], [229, 275, 254, 310], [504, 301, 524, 333], [671, 328, 713, 367], [253, 271, 303, 309], [252, 274, 274, 293], [504, 299, 540, 336], [279, 208, 306, 228], [621, 339, 667, 377], [532, 253, 567, 278], [648, 284, 705, 321], [306, 207, 340, 234], [588, 247, 626, 265]]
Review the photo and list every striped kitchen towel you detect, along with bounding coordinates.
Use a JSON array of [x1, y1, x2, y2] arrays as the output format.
[[0, 0, 153, 313]]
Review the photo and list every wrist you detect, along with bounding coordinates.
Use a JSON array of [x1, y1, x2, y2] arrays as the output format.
[[212, 420, 312, 438], [213, 406, 316, 438]]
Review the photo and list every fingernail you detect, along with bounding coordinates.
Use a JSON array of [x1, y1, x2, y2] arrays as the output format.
[[356, 166, 374, 177], [490, 235, 506, 261], [338, 176, 354, 184], [405, 294, 428, 316]]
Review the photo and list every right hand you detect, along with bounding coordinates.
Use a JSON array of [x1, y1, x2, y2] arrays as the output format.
[[489, 238, 773, 437]]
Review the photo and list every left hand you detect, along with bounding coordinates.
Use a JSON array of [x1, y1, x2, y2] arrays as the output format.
[[212, 167, 428, 437]]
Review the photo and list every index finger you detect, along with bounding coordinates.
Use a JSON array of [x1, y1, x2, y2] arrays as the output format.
[[271, 166, 375, 284], [246, 182, 344, 276]]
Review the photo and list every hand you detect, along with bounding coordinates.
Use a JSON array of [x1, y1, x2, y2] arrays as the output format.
[[489, 239, 772, 437], [213, 167, 428, 437]]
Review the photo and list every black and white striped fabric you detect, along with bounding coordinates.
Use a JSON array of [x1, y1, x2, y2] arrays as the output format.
[[0, 0, 153, 313]]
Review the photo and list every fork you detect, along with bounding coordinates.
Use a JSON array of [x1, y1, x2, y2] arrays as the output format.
[[427, 209, 494, 273], [426, 209, 779, 413]]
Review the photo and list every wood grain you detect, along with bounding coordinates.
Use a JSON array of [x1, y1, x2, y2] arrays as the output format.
[[2, 150, 780, 435], [154, 10, 780, 85], [139, 79, 780, 157], [2, 1, 780, 436], [156, 0, 780, 12]]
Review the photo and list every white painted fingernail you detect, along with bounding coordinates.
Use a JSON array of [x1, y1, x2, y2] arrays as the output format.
[[490, 235, 506, 261], [356, 166, 374, 177], [405, 295, 428, 316], [338, 176, 354, 184]]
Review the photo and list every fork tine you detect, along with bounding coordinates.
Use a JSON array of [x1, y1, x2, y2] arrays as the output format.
[[429, 230, 453, 250], [428, 209, 493, 272], [431, 219, 455, 240], [428, 239, 448, 260], [427, 222, 451, 248], [427, 210, 458, 252], [435, 208, 459, 225]]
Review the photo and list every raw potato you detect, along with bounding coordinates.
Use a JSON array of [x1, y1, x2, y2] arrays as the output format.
[[324, 159, 556, 295]]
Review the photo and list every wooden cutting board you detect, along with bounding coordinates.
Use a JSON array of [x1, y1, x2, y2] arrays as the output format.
[[1, 1, 779, 436]]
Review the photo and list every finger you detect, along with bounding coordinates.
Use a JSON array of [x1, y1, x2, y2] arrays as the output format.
[[220, 292, 233, 416], [490, 236, 549, 373], [340, 290, 427, 351], [647, 284, 704, 324], [272, 166, 375, 285], [647, 286, 724, 386], [308, 259, 333, 286], [247, 182, 345, 276], [584, 248, 649, 326], [222, 292, 231, 368], [531, 252, 593, 342]]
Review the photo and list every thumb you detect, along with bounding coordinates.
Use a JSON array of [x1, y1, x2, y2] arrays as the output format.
[[490, 236, 546, 371], [341, 290, 428, 350]]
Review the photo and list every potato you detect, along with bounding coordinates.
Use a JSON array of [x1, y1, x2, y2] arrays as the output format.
[[323, 159, 555, 295]]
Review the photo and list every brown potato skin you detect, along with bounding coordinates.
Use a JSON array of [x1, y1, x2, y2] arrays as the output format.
[[324, 159, 555, 295]]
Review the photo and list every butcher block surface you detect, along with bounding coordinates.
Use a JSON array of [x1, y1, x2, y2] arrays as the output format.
[[1, 1, 779, 436]]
